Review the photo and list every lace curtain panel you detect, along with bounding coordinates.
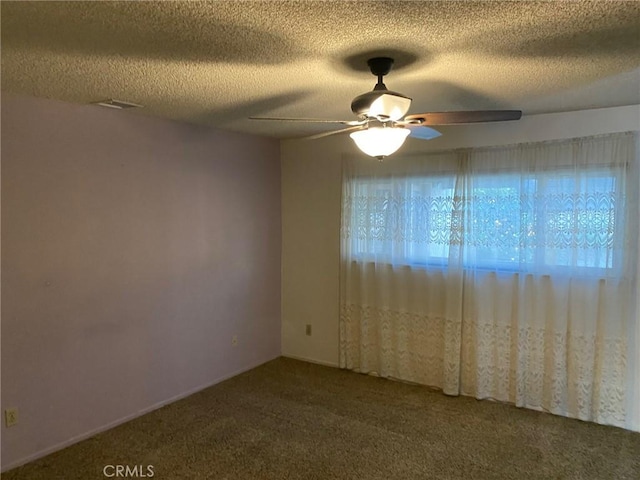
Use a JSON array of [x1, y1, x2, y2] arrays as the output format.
[[339, 132, 639, 430]]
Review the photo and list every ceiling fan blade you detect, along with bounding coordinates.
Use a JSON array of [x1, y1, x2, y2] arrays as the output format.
[[404, 110, 522, 125], [249, 116, 364, 126], [405, 125, 442, 140], [301, 126, 363, 141]]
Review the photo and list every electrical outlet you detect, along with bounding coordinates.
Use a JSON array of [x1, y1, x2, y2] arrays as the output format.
[[5, 408, 18, 428], [231, 335, 238, 347], [305, 324, 312, 336]]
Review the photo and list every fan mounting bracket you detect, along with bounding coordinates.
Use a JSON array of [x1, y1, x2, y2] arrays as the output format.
[[367, 57, 394, 77]]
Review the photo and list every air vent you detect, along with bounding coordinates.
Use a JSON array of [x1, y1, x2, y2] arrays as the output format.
[[93, 99, 143, 110]]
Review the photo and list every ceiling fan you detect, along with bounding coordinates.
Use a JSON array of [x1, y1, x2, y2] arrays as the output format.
[[250, 57, 522, 159]]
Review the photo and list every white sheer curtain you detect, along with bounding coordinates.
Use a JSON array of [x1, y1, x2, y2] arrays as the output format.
[[340, 132, 639, 430]]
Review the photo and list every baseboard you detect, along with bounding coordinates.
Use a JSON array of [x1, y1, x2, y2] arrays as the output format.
[[282, 353, 339, 368], [1, 353, 280, 473]]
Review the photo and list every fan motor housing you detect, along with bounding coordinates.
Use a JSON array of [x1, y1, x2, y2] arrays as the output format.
[[351, 90, 412, 120]]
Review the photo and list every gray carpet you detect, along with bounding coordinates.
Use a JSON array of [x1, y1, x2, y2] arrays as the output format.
[[3, 357, 640, 479]]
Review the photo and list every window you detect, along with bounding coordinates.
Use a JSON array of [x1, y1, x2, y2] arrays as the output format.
[[344, 167, 624, 274]]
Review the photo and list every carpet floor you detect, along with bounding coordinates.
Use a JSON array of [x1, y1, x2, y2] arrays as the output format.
[[3, 357, 640, 479]]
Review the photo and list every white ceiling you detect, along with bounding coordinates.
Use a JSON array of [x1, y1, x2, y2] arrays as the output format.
[[2, 1, 639, 139]]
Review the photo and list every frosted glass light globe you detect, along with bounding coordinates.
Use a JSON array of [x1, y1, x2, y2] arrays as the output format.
[[350, 127, 411, 158]]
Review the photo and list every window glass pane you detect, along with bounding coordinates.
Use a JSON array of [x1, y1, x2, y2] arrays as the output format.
[[346, 167, 622, 273]]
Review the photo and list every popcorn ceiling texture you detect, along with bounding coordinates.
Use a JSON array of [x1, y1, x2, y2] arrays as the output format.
[[2, 1, 639, 138]]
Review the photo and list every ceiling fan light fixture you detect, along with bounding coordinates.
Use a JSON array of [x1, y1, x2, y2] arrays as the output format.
[[249, 55, 522, 148], [350, 126, 410, 159]]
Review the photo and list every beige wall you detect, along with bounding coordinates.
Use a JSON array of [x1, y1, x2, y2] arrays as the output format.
[[635, 132, 640, 432], [2, 94, 282, 470], [281, 105, 640, 367]]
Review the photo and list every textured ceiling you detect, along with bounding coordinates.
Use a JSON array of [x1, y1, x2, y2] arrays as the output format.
[[2, 1, 639, 139]]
